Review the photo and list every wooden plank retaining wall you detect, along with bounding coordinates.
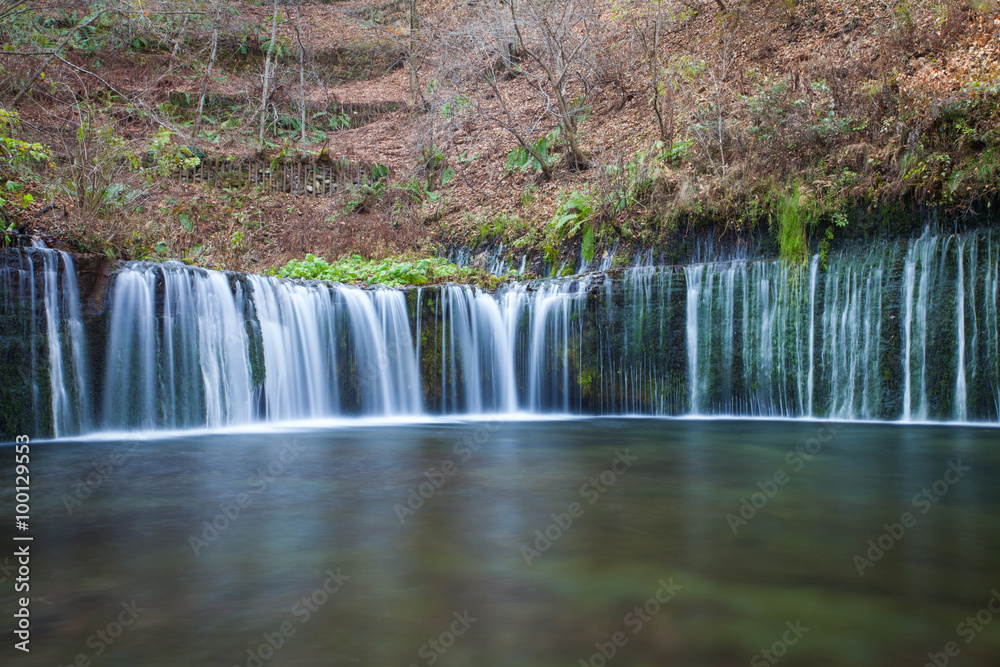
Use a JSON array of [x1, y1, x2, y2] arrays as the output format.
[[174, 156, 375, 197]]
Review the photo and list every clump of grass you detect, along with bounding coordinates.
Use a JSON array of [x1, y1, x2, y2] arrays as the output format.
[[775, 186, 812, 265]]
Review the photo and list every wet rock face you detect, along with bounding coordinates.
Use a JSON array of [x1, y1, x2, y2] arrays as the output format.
[[73, 253, 113, 319]]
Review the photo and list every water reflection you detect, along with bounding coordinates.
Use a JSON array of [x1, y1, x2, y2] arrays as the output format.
[[2, 419, 1000, 666]]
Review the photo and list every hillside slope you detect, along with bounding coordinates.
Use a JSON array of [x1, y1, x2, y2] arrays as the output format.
[[1, 0, 998, 277]]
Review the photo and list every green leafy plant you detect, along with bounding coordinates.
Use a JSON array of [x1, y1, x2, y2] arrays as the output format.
[[551, 189, 595, 238], [0, 108, 50, 166], [581, 224, 596, 262], [2, 220, 16, 246], [506, 129, 560, 174], [278, 254, 487, 287], [520, 185, 538, 208], [0, 108, 50, 218], [313, 110, 351, 131], [149, 128, 200, 178], [660, 138, 694, 166], [343, 163, 389, 213], [440, 95, 473, 118]]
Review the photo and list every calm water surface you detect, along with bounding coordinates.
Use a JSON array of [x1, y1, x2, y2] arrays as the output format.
[[2, 419, 1000, 667]]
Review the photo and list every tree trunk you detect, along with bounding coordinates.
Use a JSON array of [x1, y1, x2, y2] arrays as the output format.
[[649, 5, 674, 146], [193, 9, 220, 137], [169, 13, 190, 66], [258, 0, 280, 151], [296, 1, 307, 155], [408, 0, 420, 107]]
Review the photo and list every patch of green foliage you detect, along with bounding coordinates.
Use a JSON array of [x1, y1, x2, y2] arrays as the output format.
[[276, 253, 488, 287], [551, 189, 595, 238], [506, 129, 560, 174], [774, 186, 815, 265], [341, 162, 389, 213], [0, 107, 50, 217], [581, 224, 596, 263]]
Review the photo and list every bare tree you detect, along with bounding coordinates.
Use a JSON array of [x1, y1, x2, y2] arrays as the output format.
[[193, 1, 223, 137], [408, 0, 420, 108], [504, 0, 599, 169], [688, 16, 738, 187], [454, 0, 600, 175], [258, 0, 280, 150], [11, 10, 106, 105], [295, 0, 306, 154], [632, 0, 678, 146]]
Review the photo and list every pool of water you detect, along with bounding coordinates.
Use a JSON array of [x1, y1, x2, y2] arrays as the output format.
[[3, 419, 1000, 667]]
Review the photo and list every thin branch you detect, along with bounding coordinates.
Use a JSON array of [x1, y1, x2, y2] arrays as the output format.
[[12, 10, 104, 105]]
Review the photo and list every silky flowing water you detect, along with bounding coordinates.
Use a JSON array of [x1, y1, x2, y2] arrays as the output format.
[[5, 228, 1000, 439], [3, 419, 999, 667]]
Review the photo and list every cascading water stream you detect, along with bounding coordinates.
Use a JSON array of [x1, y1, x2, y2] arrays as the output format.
[[4, 227, 998, 438], [102, 263, 254, 430], [0, 245, 90, 437]]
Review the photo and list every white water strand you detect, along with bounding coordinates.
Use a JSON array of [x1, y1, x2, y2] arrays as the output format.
[[820, 246, 888, 420], [914, 235, 939, 420], [986, 234, 1000, 416], [31, 247, 90, 436], [103, 268, 158, 429], [249, 276, 340, 420], [196, 271, 253, 426], [684, 265, 704, 414], [435, 285, 522, 413], [806, 255, 819, 416], [955, 236, 968, 421], [103, 263, 253, 429], [340, 287, 422, 415], [524, 279, 588, 412]]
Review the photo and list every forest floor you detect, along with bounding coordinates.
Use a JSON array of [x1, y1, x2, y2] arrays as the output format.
[[2, 0, 999, 279]]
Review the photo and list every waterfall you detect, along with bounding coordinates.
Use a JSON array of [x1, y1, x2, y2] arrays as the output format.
[[103, 263, 253, 430], [955, 237, 967, 421], [0, 246, 91, 436], [5, 227, 999, 438], [435, 285, 520, 413], [684, 265, 703, 414], [37, 247, 90, 436], [431, 280, 587, 414], [525, 279, 588, 412], [248, 274, 340, 420], [340, 287, 422, 415]]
